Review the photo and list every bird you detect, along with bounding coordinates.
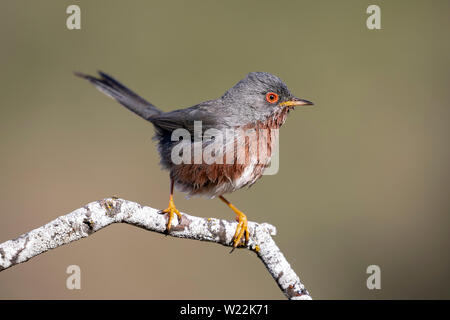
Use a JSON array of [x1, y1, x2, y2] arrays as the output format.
[[75, 71, 313, 250]]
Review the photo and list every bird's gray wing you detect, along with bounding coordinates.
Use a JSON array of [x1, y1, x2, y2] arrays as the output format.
[[150, 101, 225, 135]]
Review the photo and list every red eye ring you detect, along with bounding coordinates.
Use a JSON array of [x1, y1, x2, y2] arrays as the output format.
[[265, 92, 279, 104]]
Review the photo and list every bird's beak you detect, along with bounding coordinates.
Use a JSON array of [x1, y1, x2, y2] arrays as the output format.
[[279, 97, 314, 108]]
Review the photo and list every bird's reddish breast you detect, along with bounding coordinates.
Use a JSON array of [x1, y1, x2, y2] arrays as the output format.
[[171, 108, 289, 197]]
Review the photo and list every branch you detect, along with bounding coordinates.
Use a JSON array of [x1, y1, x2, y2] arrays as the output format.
[[0, 198, 311, 300]]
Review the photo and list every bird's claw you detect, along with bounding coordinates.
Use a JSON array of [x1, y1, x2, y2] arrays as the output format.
[[158, 199, 182, 232], [230, 214, 249, 253]]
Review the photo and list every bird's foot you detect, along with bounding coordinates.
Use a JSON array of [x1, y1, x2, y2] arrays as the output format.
[[158, 198, 182, 232], [231, 212, 250, 252]]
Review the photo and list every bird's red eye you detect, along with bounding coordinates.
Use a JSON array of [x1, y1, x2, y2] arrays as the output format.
[[265, 92, 279, 104]]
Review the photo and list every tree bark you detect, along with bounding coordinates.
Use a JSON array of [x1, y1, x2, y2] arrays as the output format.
[[0, 197, 311, 300]]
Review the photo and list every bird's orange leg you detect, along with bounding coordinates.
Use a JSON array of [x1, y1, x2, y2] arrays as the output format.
[[159, 179, 182, 231], [219, 195, 250, 251]]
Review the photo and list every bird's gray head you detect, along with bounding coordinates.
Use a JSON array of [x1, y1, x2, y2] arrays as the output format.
[[221, 72, 313, 122]]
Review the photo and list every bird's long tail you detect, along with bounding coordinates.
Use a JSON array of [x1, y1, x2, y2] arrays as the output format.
[[75, 71, 163, 121]]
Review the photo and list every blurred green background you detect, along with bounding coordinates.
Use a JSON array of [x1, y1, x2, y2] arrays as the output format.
[[1, 0, 449, 299]]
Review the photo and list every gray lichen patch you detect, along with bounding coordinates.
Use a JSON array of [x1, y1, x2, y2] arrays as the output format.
[[10, 236, 30, 265], [99, 197, 122, 216], [287, 285, 310, 299], [170, 214, 191, 232]]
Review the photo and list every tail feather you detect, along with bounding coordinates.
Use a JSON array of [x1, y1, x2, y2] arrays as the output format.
[[75, 71, 163, 121]]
